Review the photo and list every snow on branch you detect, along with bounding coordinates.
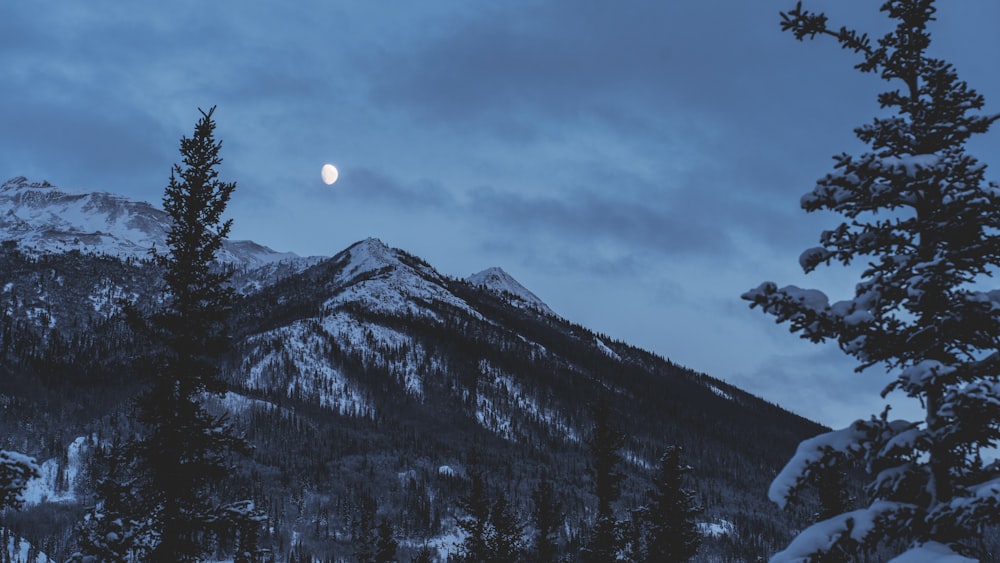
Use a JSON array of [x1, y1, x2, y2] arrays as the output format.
[[770, 501, 916, 563], [769, 416, 914, 508], [0, 450, 41, 511], [887, 541, 977, 563]]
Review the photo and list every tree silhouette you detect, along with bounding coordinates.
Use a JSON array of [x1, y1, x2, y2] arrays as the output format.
[[641, 447, 702, 562], [530, 474, 562, 562], [582, 397, 625, 563], [127, 106, 257, 561]]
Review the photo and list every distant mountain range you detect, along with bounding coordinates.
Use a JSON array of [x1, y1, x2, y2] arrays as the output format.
[[0, 177, 825, 561]]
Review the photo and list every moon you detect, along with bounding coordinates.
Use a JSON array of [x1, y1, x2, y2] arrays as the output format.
[[321, 163, 339, 185]]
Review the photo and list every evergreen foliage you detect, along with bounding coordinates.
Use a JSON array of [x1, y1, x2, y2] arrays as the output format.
[[745, 1, 1000, 560], [373, 519, 399, 563], [454, 463, 492, 563], [73, 107, 260, 562], [486, 492, 523, 563], [640, 447, 703, 563], [0, 450, 39, 511], [530, 475, 562, 562], [582, 398, 625, 563]]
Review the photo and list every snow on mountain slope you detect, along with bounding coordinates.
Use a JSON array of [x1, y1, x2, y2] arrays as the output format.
[[467, 266, 555, 316], [22, 436, 86, 506], [0, 176, 298, 267], [325, 238, 482, 320], [321, 311, 427, 396], [241, 321, 373, 418]]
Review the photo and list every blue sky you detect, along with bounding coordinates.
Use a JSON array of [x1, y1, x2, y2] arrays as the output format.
[[3, 1, 999, 428]]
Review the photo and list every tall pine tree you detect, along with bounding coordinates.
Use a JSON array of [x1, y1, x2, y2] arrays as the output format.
[[129, 106, 256, 562], [744, 2, 1000, 560], [641, 447, 702, 563], [530, 474, 562, 562], [582, 398, 625, 563], [456, 463, 492, 563]]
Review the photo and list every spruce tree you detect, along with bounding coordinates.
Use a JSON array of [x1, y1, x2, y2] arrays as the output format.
[[353, 495, 378, 563], [641, 447, 702, 563], [456, 464, 492, 563], [109, 106, 257, 562], [582, 398, 625, 563], [530, 474, 562, 562], [744, 2, 1000, 560], [487, 492, 523, 563], [373, 518, 398, 563]]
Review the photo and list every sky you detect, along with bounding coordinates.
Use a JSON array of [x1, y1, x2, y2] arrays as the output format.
[[2, 1, 999, 429]]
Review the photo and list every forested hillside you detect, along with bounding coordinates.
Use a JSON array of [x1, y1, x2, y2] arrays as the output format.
[[0, 227, 827, 561]]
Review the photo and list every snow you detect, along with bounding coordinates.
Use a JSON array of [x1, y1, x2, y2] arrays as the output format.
[[321, 311, 426, 396], [900, 359, 956, 387], [707, 383, 733, 401], [887, 542, 976, 563], [467, 266, 555, 316], [0, 176, 299, 268], [3, 533, 50, 563], [22, 436, 85, 506], [769, 418, 913, 507], [327, 238, 481, 321], [877, 154, 942, 177], [623, 450, 651, 470], [771, 501, 913, 563], [594, 337, 621, 360], [697, 519, 734, 538], [475, 360, 578, 442], [242, 321, 373, 417]]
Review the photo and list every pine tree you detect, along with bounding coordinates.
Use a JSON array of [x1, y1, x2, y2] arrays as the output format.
[[486, 492, 523, 563], [582, 398, 625, 563], [373, 518, 398, 563], [456, 464, 492, 563], [641, 447, 702, 563], [814, 465, 852, 523], [101, 106, 258, 562], [744, 2, 1000, 560], [353, 495, 378, 563], [530, 475, 562, 562]]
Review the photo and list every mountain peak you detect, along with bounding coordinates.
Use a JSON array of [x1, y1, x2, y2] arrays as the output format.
[[341, 238, 398, 277], [468, 266, 554, 316], [0, 177, 298, 268], [1, 176, 55, 192]]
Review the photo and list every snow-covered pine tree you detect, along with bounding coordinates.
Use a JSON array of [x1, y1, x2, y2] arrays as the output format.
[[743, 1, 1000, 560], [0, 450, 38, 511]]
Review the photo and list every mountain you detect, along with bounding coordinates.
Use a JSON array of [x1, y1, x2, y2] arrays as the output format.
[[0, 178, 826, 561], [0, 176, 300, 267], [467, 266, 555, 316]]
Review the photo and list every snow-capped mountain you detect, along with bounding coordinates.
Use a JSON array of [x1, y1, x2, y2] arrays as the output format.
[[0, 176, 298, 267], [467, 266, 555, 316], [0, 180, 826, 561]]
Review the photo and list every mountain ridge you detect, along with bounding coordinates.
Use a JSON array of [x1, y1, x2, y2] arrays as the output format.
[[0, 176, 301, 268], [0, 178, 826, 561]]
